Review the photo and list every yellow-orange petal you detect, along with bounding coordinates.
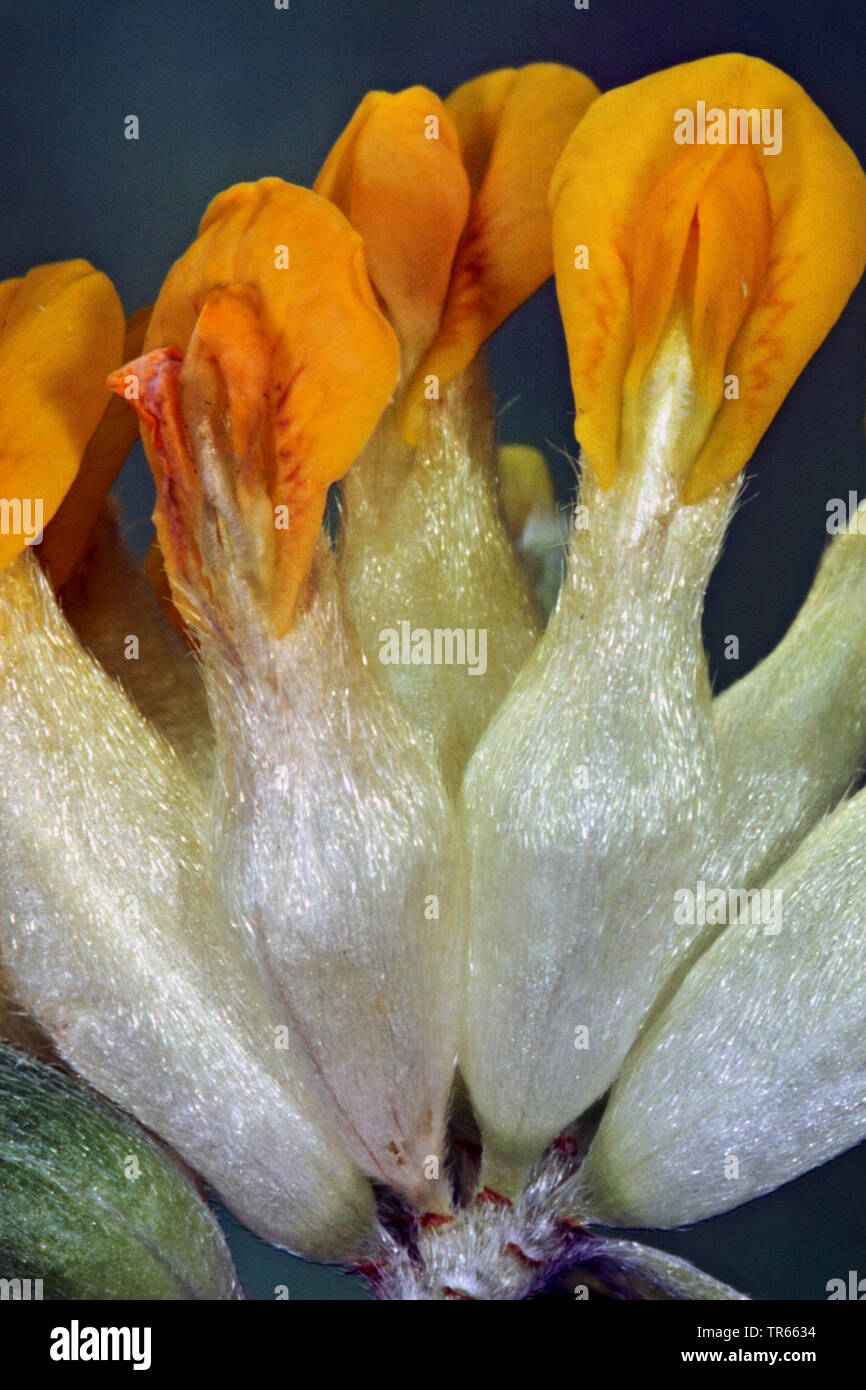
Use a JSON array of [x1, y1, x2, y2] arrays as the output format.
[[40, 304, 151, 590], [315, 87, 471, 369], [108, 348, 203, 614], [189, 284, 271, 466], [0, 261, 125, 570], [146, 180, 399, 483], [626, 145, 772, 408], [135, 180, 399, 635], [402, 63, 599, 444], [0, 277, 22, 324], [551, 54, 866, 500]]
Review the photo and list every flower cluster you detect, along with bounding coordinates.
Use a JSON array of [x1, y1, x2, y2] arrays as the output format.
[[0, 53, 865, 1300]]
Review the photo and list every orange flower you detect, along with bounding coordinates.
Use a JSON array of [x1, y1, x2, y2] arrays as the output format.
[[316, 86, 471, 374], [0, 261, 124, 571], [316, 65, 599, 443], [110, 179, 400, 637], [39, 304, 151, 589], [551, 54, 866, 502]]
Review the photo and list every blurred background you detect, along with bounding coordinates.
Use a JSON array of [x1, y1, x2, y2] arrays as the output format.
[[1, 0, 864, 1299]]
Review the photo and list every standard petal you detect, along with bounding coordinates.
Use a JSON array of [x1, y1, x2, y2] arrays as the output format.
[[137, 178, 399, 635], [551, 54, 866, 500], [403, 63, 598, 444], [0, 261, 124, 569], [315, 87, 470, 367], [38, 303, 151, 590], [576, 785, 866, 1228]]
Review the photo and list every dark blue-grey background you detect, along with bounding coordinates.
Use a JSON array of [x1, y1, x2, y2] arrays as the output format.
[[2, 0, 864, 1299]]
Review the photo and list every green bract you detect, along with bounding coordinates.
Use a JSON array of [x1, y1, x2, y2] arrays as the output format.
[[0, 1045, 241, 1300]]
